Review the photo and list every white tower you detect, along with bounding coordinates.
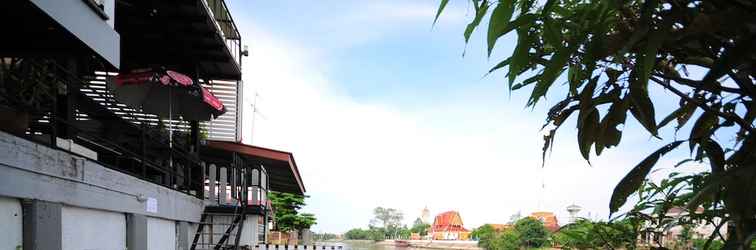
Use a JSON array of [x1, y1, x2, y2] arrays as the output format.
[[421, 206, 431, 224], [566, 204, 582, 224]]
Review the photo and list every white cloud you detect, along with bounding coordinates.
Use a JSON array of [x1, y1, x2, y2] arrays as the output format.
[[235, 2, 704, 233]]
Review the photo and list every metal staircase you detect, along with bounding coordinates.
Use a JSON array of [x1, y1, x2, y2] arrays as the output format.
[[191, 173, 249, 250]]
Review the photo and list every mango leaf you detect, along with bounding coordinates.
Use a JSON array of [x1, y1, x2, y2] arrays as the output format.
[[609, 140, 684, 213], [485, 58, 511, 76], [464, 0, 490, 44], [688, 111, 718, 152], [528, 43, 577, 106], [673, 159, 694, 168], [598, 98, 628, 154], [511, 74, 540, 90], [486, 0, 515, 56], [577, 108, 600, 162], [687, 171, 729, 211], [432, 0, 450, 26], [701, 139, 725, 174], [629, 68, 658, 136], [702, 35, 753, 84], [676, 100, 698, 131], [507, 28, 531, 88], [658, 101, 694, 129], [542, 18, 562, 48]]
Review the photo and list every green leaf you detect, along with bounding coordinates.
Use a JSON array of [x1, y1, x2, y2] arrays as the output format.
[[598, 98, 628, 152], [688, 111, 718, 152], [702, 35, 754, 84], [528, 44, 575, 106], [609, 140, 684, 213], [464, 0, 490, 44], [676, 101, 697, 130], [486, 58, 511, 76], [629, 68, 658, 136], [486, 0, 515, 56], [511, 74, 539, 90], [432, 0, 450, 26], [507, 28, 531, 88], [542, 18, 561, 48], [577, 108, 600, 162], [686, 172, 728, 211], [658, 101, 695, 129], [700, 139, 725, 174]]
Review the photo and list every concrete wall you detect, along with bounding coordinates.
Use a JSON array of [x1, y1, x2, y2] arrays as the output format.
[[62, 206, 126, 250], [0, 197, 22, 250], [29, 0, 120, 68], [0, 129, 204, 249], [147, 217, 176, 250], [0, 131, 204, 222]]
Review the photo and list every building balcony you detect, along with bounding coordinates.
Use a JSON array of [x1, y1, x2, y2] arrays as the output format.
[[116, 0, 243, 81]]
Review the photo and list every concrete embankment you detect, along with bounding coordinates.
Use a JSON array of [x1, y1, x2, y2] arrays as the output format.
[[376, 240, 482, 250]]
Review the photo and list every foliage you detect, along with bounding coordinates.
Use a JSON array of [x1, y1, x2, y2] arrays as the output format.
[[313, 232, 339, 241], [0, 58, 61, 112], [490, 230, 520, 250], [269, 191, 316, 231], [410, 218, 431, 236], [473, 224, 499, 249], [437, 0, 756, 247], [344, 227, 386, 241], [370, 207, 404, 237], [514, 217, 549, 248], [553, 219, 638, 250]]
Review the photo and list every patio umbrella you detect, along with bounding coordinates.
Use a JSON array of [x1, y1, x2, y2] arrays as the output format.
[[109, 68, 226, 121]]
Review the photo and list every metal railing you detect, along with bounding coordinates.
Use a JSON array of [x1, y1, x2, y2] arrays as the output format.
[[202, 0, 242, 67], [6, 59, 206, 199]]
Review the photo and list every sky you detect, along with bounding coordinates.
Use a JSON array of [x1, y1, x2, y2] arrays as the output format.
[[226, 0, 706, 233]]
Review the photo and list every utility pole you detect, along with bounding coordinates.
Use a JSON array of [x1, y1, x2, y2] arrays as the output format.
[[247, 92, 265, 144]]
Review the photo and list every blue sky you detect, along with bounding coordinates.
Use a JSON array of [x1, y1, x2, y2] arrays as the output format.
[[227, 0, 706, 233]]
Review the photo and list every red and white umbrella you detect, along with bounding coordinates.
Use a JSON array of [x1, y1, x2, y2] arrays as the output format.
[[109, 68, 226, 121]]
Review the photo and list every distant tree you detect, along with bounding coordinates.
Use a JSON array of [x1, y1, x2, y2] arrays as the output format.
[[345, 228, 370, 240], [472, 224, 498, 249], [491, 230, 520, 250], [553, 219, 637, 249], [269, 191, 316, 231], [411, 218, 431, 236], [436, 0, 756, 247], [514, 217, 549, 248], [371, 207, 404, 237]]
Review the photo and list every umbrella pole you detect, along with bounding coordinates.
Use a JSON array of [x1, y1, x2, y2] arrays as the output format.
[[169, 87, 174, 187]]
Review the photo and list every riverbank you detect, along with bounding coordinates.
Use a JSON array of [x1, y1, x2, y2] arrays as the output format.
[[375, 240, 482, 250]]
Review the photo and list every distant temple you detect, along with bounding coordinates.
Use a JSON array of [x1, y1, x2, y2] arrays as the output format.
[[529, 211, 560, 232], [420, 206, 431, 224], [430, 211, 470, 240]]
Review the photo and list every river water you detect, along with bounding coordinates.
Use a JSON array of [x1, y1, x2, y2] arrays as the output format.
[[342, 241, 423, 250]]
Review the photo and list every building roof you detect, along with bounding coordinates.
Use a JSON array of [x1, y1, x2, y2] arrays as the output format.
[[207, 140, 305, 195], [432, 211, 469, 232], [529, 211, 560, 232]]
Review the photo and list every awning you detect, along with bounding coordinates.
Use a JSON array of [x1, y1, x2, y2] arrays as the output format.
[[206, 140, 305, 195]]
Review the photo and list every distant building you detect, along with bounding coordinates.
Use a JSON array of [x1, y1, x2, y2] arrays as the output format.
[[489, 224, 513, 232], [638, 207, 728, 249], [529, 211, 560, 232], [430, 211, 471, 240], [421, 206, 431, 224], [566, 204, 582, 224]]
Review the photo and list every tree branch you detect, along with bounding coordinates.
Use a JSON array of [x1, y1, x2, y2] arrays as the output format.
[[653, 73, 745, 95], [650, 76, 753, 132]]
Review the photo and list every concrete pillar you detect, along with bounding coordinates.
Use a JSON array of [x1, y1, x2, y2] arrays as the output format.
[[219, 167, 227, 204], [127, 213, 148, 250], [208, 164, 217, 203], [177, 221, 191, 250], [23, 199, 62, 250]]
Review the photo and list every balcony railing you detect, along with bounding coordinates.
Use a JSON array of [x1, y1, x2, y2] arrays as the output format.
[[202, 0, 242, 67], [3, 58, 205, 198]]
